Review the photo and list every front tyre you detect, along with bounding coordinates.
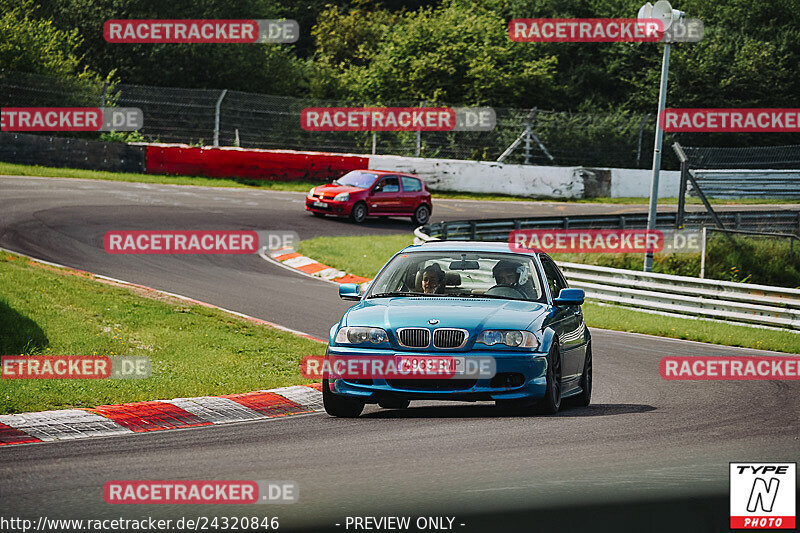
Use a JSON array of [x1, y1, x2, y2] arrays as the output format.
[[571, 342, 592, 407], [322, 379, 365, 418], [411, 204, 430, 225], [535, 344, 562, 414], [350, 202, 367, 223]]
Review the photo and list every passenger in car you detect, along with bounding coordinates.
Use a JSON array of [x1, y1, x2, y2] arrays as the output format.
[[421, 264, 446, 294]]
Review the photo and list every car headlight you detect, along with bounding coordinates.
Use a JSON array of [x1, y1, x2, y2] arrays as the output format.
[[476, 330, 537, 348], [335, 326, 388, 345], [333, 192, 349, 202]]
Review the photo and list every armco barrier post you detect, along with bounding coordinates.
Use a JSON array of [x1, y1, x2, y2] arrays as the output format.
[[214, 89, 228, 148], [673, 142, 688, 229], [699, 226, 707, 278]]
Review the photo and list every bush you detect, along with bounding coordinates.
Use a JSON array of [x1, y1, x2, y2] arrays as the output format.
[[99, 130, 146, 143], [552, 233, 800, 288]]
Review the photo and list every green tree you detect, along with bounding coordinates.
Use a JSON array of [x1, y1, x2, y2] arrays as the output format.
[[313, 1, 559, 106], [33, 0, 308, 93], [0, 0, 99, 80]]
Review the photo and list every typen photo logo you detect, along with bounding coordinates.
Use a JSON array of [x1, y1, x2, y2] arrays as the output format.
[[730, 463, 796, 529]]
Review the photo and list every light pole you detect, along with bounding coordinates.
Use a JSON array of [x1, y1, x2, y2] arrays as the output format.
[[639, 1, 684, 272]]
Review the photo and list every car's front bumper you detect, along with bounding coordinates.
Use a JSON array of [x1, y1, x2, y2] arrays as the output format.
[[305, 197, 351, 216], [325, 347, 548, 402]]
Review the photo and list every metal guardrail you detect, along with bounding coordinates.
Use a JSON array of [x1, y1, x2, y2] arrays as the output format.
[[559, 262, 800, 330], [419, 210, 800, 242], [690, 169, 800, 199], [413, 222, 800, 330]]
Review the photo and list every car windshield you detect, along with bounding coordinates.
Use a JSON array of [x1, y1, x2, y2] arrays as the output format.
[[366, 251, 545, 302], [334, 171, 378, 188]]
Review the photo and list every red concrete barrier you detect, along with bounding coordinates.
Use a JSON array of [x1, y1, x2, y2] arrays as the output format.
[[145, 145, 368, 181]]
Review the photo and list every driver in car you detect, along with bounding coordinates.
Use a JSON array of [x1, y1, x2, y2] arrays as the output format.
[[493, 260, 521, 286]]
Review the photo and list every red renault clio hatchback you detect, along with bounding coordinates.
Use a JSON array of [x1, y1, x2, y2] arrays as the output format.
[[306, 170, 432, 225]]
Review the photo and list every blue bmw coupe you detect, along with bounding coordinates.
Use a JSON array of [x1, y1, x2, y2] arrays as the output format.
[[323, 241, 592, 417]]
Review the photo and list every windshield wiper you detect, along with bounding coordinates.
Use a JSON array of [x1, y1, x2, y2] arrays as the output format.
[[367, 291, 420, 299], [455, 293, 529, 301]]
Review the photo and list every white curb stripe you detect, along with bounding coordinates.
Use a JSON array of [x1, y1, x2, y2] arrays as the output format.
[[0, 409, 133, 441], [271, 386, 324, 412], [314, 267, 346, 280], [283, 256, 317, 268], [161, 397, 266, 424]]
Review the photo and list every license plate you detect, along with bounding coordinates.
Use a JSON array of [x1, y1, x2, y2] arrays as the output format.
[[313, 201, 328, 208], [395, 355, 466, 375]]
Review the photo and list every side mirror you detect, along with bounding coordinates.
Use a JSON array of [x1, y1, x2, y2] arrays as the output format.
[[339, 283, 361, 301], [554, 288, 584, 306]]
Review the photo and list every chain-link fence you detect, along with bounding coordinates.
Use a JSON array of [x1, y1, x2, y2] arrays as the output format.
[[0, 69, 725, 169], [682, 144, 800, 169]]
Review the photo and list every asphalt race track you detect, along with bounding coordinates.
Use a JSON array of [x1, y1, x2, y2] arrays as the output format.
[[1, 175, 798, 532]]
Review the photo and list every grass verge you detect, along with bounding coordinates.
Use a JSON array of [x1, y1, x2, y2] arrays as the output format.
[[581, 303, 797, 353], [0, 251, 324, 415], [296, 234, 799, 353], [298, 234, 414, 279], [2, 161, 796, 204], [0, 161, 317, 192]]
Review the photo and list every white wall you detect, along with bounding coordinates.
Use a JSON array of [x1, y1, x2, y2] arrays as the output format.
[[369, 155, 584, 199], [609, 168, 681, 198], [369, 154, 682, 199]]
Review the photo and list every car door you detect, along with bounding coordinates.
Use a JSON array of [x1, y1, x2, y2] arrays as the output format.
[[369, 176, 402, 214], [399, 176, 423, 215], [540, 256, 585, 382]]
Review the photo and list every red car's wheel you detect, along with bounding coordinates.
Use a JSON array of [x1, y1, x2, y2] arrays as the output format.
[[350, 202, 367, 223], [411, 204, 430, 225]]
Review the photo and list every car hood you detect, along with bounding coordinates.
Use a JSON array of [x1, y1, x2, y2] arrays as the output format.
[[343, 297, 548, 332], [312, 184, 365, 196]]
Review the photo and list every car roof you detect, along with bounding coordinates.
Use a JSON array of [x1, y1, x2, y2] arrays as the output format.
[[399, 240, 541, 256], [351, 169, 419, 178]]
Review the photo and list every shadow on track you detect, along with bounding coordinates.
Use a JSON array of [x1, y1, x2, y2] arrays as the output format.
[[361, 403, 656, 419], [309, 213, 417, 230]]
